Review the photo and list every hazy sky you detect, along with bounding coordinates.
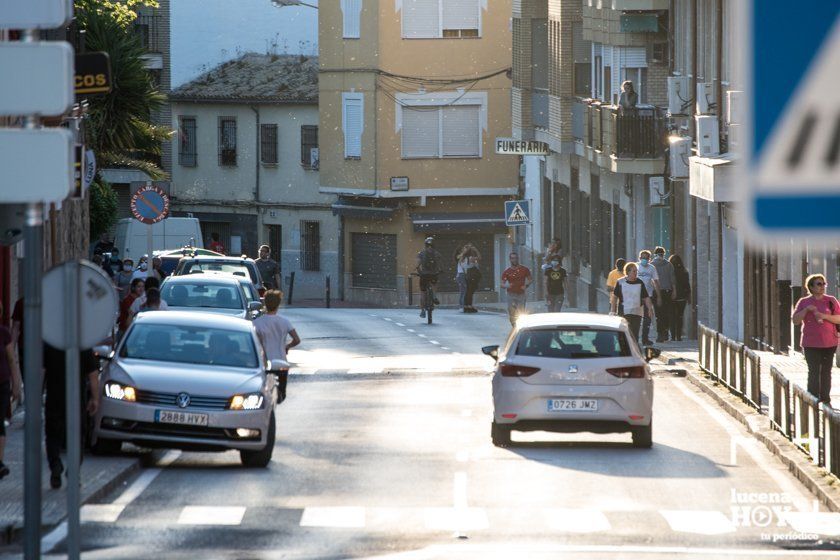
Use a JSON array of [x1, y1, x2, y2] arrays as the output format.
[[171, 0, 318, 87]]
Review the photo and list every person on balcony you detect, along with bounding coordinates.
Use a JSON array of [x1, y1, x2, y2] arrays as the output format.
[[619, 81, 638, 115]]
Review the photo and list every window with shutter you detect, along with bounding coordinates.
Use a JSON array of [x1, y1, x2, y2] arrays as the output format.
[[179, 117, 197, 167], [401, 107, 439, 158], [342, 93, 364, 159], [442, 0, 480, 38], [402, 0, 439, 38], [260, 124, 278, 165], [441, 105, 480, 157], [341, 0, 362, 39], [218, 117, 236, 166]]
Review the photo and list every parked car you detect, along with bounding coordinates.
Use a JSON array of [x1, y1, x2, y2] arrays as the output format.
[[159, 275, 263, 320], [173, 255, 265, 295], [482, 313, 659, 448], [154, 247, 224, 276], [91, 310, 285, 467]]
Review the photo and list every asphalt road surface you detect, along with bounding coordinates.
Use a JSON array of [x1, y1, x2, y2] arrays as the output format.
[[25, 308, 840, 559]]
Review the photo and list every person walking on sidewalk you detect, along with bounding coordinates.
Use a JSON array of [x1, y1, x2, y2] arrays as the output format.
[[793, 273, 840, 404], [253, 290, 300, 403], [610, 262, 655, 344], [502, 252, 532, 326], [256, 245, 282, 291], [544, 259, 567, 312], [0, 301, 22, 479], [458, 244, 481, 313], [669, 254, 691, 341], [43, 344, 99, 488], [607, 258, 627, 316], [636, 250, 660, 345], [651, 247, 675, 342], [455, 244, 472, 312]]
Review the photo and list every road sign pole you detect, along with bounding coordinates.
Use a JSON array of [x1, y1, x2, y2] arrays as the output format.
[[22, 202, 43, 560], [147, 223, 153, 263], [529, 198, 537, 300], [64, 260, 82, 560]]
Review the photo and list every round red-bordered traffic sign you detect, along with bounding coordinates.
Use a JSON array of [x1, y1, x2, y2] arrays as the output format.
[[130, 183, 170, 224]]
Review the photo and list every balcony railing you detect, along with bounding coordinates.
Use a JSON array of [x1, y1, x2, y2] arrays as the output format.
[[532, 88, 549, 130], [581, 99, 664, 159], [133, 14, 165, 53]]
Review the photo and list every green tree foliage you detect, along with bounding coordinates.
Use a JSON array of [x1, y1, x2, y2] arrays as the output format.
[[75, 0, 159, 28], [89, 179, 119, 240]]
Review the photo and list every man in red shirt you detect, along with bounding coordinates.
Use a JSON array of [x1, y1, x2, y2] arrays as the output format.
[[208, 232, 226, 255], [501, 252, 532, 326]]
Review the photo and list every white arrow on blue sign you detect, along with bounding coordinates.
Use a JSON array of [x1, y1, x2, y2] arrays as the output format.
[[742, 1, 840, 240], [505, 200, 531, 226]]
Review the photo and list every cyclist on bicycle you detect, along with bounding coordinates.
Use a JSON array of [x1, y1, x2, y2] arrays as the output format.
[[416, 236, 443, 318]]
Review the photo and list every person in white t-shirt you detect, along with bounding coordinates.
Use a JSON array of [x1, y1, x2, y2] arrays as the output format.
[[635, 250, 661, 345], [130, 255, 149, 282], [128, 276, 168, 318], [253, 290, 300, 403], [610, 262, 655, 344]]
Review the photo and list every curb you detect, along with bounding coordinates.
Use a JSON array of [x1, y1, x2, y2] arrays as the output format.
[[2, 456, 143, 545], [657, 353, 840, 513]]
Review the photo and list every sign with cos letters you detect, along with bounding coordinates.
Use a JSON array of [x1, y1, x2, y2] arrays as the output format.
[[75, 52, 111, 95], [495, 138, 550, 156], [130, 183, 170, 225]]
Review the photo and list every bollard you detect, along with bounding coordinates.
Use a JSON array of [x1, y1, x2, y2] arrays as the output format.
[[287, 271, 295, 305], [326, 275, 331, 308], [408, 275, 413, 307]]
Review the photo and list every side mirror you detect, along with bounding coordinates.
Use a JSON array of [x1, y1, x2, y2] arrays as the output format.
[[481, 345, 500, 360], [93, 345, 114, 360], [267, 359, 290, 373], [644, 347, 661, 362], [248, 301, 263, 312]]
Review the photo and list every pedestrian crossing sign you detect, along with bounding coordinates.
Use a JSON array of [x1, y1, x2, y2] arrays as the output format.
[[741, 1, 840, 240], [505, 200, 531, 226]]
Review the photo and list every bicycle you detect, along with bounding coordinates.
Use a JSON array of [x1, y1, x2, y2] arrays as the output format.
[[412, 273, 436, 324]]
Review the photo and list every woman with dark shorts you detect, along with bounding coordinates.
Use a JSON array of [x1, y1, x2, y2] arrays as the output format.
[[0, 301, 23, 479]]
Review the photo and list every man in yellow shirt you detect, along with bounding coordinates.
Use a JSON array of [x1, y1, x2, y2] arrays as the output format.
[[606, 258, 626, 293]]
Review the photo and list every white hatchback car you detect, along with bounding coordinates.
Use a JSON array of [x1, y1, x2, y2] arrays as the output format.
[[483, 313, 659, 448], [92, 311, 283, 467]]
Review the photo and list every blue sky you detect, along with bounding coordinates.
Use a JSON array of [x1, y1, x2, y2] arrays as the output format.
[[171, 0, 318, 87]]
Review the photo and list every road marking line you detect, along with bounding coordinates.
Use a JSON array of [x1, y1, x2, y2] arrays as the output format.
[[783, 511, 840, 536], [417, 334, 427, 338], [300, 506, 366, 528], [544, 508, 611, 533], [441, 347, 450, 351], [407, 329, 416, 333], [41, 521, 68, 553], [80, 504, 125, 523], [178, 506, 246, 526], [659, 510, 736, 535], [396, 323, 405, 327], [429, 340, 440, 345], [384, 318, 393, 322]]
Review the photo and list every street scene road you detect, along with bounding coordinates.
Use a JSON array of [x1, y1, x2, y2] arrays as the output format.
[[16, 308, 840, 559]]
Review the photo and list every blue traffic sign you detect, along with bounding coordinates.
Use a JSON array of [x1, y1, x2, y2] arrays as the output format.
[[744, 1, 840, 238], [504, 200, 531, 226], [130, 183, 170, 224]]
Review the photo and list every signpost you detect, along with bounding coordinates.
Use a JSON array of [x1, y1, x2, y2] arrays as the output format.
[[74, 52, 112, 96], [504, 200, 531, 226], [495, 137, 550, 156], [0, 43, 74, 116], [740, 2, 840, 242], [131, 182, 171, 260]]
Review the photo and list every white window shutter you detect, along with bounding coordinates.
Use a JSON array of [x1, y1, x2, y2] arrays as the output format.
[[443, 0, 479, 31], [341, 0, 362, 39], [401, 106, 440, 157], [402, 0, 439, 38], [342, 93, 364, 158], [622, 46, 648, 68], [441, 105, 480, 157]]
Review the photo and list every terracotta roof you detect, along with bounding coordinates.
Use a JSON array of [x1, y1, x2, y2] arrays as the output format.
[[170, 53, 318, 103]]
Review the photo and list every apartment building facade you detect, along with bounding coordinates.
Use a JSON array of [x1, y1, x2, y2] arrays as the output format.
[[170, 54, 339, 299], [319, 0, 518, 305]]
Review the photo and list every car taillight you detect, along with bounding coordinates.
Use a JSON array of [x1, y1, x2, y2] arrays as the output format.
[[499, 364, 541, 377], [606, 366, 646, 379]]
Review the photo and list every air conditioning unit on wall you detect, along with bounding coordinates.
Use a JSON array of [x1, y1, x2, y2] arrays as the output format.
[[667, 76, 691, 116], [696, 115, 720, 157], [726, 90, 744, 125], [669, 136, 691, 178], [696, 82, 715, 115], [649, 176, 667, 206]]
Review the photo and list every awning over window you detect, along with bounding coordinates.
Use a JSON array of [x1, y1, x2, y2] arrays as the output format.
[[411, 212, 507, 233], [331, 197, 399, 219]]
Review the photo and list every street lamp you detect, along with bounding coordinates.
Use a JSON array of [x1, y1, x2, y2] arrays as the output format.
[[271, 0, 318, 9]]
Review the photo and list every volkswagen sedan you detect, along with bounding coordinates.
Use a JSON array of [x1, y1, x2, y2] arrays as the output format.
[[92, 311, 283, 467], [483, 313, 658, 448]]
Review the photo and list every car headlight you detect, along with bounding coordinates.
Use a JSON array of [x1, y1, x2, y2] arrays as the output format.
[[104, 382, 136, 402], [229, 393, 264, 410]]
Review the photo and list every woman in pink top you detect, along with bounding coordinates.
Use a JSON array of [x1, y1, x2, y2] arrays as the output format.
[[792, 274, 840, 403]]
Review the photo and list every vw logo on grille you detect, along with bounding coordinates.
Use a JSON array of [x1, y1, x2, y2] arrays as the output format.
[[176, 392, 191, 408], [569, 365, 579, 374]]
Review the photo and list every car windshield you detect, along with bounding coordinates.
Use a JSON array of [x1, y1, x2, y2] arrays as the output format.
[[516, 328, 631, 359], [160, 281, 243, 309], [183, 262, 255, 282], [120, 324, 259, 368]]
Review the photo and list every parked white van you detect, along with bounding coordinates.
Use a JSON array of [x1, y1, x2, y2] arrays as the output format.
[[114, 217, 203, 261]]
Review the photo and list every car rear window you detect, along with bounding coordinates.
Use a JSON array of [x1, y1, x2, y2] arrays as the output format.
[[515, 328, 631, 359], [120, 324, 259, 368], [182, 262, 257, 283], [161, 282, 244, 309]]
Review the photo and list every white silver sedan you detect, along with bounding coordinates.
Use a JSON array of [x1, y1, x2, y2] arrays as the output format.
[[483, 313, 658, 448], [92, 311, 283, 467]]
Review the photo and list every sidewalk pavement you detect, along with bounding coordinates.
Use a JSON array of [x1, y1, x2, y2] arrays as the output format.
[[0, 408, 142, 543]]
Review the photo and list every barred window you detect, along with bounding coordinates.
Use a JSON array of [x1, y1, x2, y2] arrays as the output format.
[[260, 124, 278, 165], [218, 117, 237, 166], [300, 220, 320, 271], [179, 117, 197, 167], [301, 125, 319, 169]]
